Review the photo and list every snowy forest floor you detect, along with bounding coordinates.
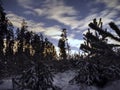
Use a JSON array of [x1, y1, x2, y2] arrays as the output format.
[[0, 70, 120, 90]]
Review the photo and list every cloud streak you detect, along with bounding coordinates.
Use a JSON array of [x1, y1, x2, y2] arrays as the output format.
[[5, 0, 120, 54], [95, 0, 120, 10]]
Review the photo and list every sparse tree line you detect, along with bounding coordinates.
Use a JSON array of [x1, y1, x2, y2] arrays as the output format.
[[1, 18, 57, 59], [0, 4, 59, 76], [0, 4, 72, 90], [0, 2, 120, 90], [0, 3, 64, 90]]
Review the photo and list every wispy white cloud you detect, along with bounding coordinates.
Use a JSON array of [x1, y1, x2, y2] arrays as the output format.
[[6, 13, 45, 33], [44, 25, 61, 39], [7, 0, 120, 54], [17, 0, 81, 30], [27, 22, 45, 33], [6, 13, 84, 53], [36, 0, 120, 51], [95, 0, 119, 9], [23, 11, 35, 16], [115, 17, 120, 27], [16, 0, 119, 32], [90, 8, 99, 13], [34, 8, 45, 16], [78, 9, 118, 33], [16, 0, 120, 28], [6, 13, 62, 39], [6, 13, 24, 28], [17, 0, 33, 9], [116, 6, 120, 10], [34, 0, 80, 29]]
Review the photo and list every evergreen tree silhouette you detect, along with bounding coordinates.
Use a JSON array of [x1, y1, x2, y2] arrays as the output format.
[[5, 19, 14, 56], [24, 31, 33, 56], [43, 38, 57, 60], [80, 18, 120, 58], [72, 18, 120, 87], [0, 4, 6, 57], [58, 28, 67, 60], [0, 3, 15, 78], [39, 33, 45, 58], [17, 19, 27, 53], [31, 33, 41, 58]]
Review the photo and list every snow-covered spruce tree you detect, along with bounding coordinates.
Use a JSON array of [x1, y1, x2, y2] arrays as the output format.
[[71, 18, 120, 87], [13, 61, 57, 90]]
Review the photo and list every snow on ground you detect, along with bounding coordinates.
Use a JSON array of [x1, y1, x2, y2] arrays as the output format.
[[53, 70, 80, 90], [0, 70, 120, 90], [53, 70, 98, 90], [53, 70, 120, 90], [101, 80, 120, 90], [0, 79, 12, 90]]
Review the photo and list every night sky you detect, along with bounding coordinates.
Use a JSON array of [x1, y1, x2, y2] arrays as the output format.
[[3, 0, 120, 54]]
